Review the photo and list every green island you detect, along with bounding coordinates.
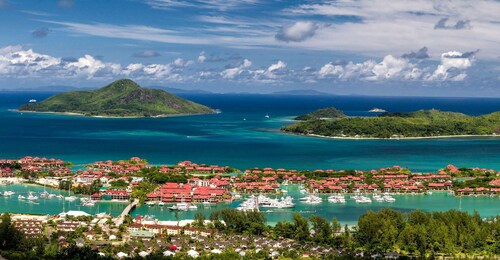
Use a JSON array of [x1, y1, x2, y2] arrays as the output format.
[[18, 79, 213, 117], [294, 107, 346, 121], [282, 108, 500, 139]]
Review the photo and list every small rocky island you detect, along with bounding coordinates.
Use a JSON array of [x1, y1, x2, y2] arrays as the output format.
[[18, 79, 213, 117], [294, 107, 346, 121], [283, 109, 500, 139]]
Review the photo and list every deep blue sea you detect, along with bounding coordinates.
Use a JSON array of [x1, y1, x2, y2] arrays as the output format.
[[1, 92, 499, 172]]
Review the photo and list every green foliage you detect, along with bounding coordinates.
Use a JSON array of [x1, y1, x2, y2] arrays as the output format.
[[355, 209, 500, 255], [194, 212, 206, 228], [211, 209, 267, 235], [109, 179, 128, 189], [55, 245, 110, 259], [131, 182, 157, 203], [295, 107, 346, 121], [283, 110, 500, 138], [0, 214, 24, 250], [140, 167, 189, 184], [19, 78, 213, 117], [292, 213, 309, 242]]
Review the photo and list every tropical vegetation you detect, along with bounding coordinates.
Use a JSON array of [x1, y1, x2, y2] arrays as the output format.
[[19, 79, 213, 117], [283, 109, 500, 138]]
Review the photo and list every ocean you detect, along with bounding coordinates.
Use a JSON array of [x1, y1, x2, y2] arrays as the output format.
[[1, 92, 499, 223], [0, 92, 499, 172]]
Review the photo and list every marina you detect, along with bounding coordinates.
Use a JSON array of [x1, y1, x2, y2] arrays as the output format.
[[2, 184, 497, 226]]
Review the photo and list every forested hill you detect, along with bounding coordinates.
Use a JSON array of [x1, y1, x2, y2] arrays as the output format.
[[282, 109, 500, 138], [18, 79, 213, 117], [294, 107, 346, 121]]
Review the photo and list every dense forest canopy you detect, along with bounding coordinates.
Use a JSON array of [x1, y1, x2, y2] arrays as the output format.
[[295, 107, 347, 121], [283, 109, 500, 138]]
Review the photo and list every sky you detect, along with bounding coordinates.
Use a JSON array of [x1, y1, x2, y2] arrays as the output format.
[[0, 0, 499, 97]]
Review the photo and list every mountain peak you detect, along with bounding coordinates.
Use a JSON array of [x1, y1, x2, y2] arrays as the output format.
[[102, 79, 141, 91]]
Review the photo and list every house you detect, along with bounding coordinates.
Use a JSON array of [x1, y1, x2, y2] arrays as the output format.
[[130, 230, 154, 241]]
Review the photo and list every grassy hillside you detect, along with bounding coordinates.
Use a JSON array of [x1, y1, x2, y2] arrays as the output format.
[[282, 109, 500, 138], [294, 107, 346, 121], [19, 79, 213, 117]]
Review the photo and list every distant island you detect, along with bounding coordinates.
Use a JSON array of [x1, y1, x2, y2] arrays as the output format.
[[271, 89, 332, 96], [18, 79, 213, 117], [283, 109, 500, 139], [294, 107, 346, 121]]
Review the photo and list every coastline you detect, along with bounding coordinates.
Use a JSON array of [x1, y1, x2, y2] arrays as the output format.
[[13, 109, 214, 119], [303, 133, 499, 140]]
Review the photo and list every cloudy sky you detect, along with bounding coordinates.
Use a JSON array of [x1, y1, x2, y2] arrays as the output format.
[[0, 0, 499, 96]]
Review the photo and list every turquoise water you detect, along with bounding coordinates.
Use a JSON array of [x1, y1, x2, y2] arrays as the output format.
[[0, 93, 499, 222], [130, 185, 499, 225], [0, 93, 499, 172], [1, 184, 498, 225], [0, 184, 127, 216]]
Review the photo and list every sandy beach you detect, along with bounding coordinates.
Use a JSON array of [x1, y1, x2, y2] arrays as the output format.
[[14, 109, 212, 119], [305, 133, 499, 140]]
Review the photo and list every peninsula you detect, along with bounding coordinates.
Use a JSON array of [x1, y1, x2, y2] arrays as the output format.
[[18, 79, 213, 117], [282, 109, 500, 139]]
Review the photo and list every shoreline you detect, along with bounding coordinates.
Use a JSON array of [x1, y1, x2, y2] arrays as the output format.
[[13, 109, 214, 119], [302, 133, 499, 140]]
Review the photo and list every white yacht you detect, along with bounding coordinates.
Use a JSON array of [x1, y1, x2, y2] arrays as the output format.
[[372, 194, 385, 202], [328, 194, 346, 203], [27, 192, 38, 201], [145, 201, 156, 206], [158, 201, 165, 206], [353, 194, 372, 203], [169, 203, 189, 211], [237, 195, 259, 211], [18, 194, 25, 200], [65, 196, 77, 201], [300, 194, 322, 204], [265, 114, 270, 118], [3, 191, 15, 196], [382, 193, 396, 202], [259, 195, 295, 208]]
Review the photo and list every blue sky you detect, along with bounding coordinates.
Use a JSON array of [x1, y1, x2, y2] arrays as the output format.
[[0, 0, 499, 96]]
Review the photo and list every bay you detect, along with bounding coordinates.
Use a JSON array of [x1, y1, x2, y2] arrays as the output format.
[[0, 92, 499, 223], [0, 93, 499, 172]]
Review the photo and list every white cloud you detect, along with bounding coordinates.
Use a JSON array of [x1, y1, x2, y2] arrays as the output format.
[[64, 55, 107, 78], [0, 45, 478, 86], [0, 45, 190, 82], [261, 60, 287, 79], [283, 0, 500, 59], [221, 58, 252, 79], [267, 60, 286, 72], [275, 21, 319, 42], [318, 63, 343, 78], [426, 51, 474, 80], [197, 51, 206, 63], [145, 0, 261, 11], [317, 51, 473, 81], [369, 55, 421, 80]]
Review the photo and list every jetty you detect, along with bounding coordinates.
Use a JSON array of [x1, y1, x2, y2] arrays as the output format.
[[115, 199, 139, 226]]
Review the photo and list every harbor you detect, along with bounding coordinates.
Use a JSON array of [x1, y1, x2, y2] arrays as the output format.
[[3, 183, 497, 226]]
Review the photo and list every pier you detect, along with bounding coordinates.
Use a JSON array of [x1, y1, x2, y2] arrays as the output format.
[[115, 199, 138, 226]]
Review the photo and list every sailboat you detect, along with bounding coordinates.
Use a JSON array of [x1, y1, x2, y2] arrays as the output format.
[[40, 183, 49, 198], [65, 184, 77, 201]]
